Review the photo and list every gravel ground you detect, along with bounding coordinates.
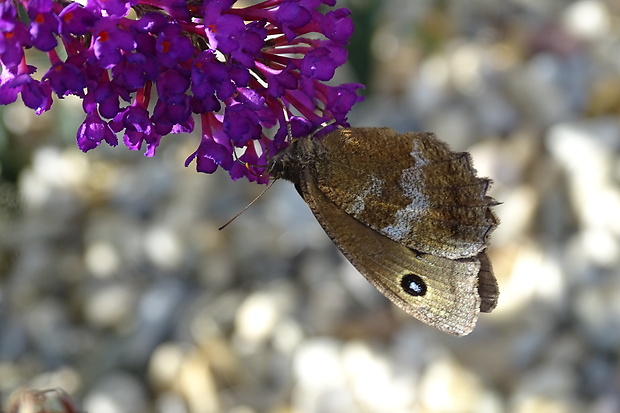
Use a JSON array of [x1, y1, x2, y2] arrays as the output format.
[[2, 1, 620, 412]]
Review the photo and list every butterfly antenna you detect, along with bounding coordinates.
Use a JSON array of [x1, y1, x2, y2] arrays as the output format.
[[221, 100, 292, 230], [232, 154, 268, 178], [218, 179, 277, 231], [282, 103, 293, 140]]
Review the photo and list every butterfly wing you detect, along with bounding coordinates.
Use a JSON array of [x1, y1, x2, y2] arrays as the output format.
[[313, 128, 498, 260], [299, 169, 495, 336]]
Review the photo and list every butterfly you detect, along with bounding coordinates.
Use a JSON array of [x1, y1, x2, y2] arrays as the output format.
[[267, 127, 499, 336]]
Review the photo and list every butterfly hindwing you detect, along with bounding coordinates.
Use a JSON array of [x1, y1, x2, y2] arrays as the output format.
[[313, 128, 498, 260]]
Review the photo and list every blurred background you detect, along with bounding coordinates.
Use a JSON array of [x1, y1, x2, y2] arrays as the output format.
[[1, 0, 620, 412]]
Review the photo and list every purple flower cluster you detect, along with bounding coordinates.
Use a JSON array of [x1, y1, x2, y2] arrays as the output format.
[[0, 0, 363, 182]]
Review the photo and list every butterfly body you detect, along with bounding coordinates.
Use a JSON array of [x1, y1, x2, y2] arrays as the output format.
[[268, 127, 499, 336]]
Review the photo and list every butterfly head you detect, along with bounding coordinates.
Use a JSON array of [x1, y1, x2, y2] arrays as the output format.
[[267, 140, 307, 182]]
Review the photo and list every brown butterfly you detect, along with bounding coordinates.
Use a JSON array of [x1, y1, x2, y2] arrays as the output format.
[[267, 127, 499, 336]]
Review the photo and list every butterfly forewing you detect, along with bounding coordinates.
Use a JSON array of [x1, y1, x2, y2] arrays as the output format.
[[302, 170, 484, 336]]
